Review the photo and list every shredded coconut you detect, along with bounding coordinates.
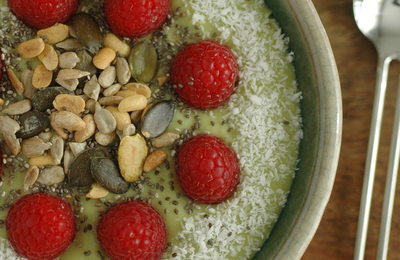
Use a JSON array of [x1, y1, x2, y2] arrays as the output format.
[[163, 0, 302, 259], [0, 238, 26, 260]]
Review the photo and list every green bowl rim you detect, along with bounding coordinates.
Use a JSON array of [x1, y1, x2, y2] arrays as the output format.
[[255, 0, 342, 259]]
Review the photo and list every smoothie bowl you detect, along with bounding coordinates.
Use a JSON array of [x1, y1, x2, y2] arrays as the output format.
[[0, 0, 341, 259]]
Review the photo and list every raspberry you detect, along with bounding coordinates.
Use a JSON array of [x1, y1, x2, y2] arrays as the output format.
[[8, 0, 78, 29], [97, 200, 167, 260], [105, 0, 171, 38], [176, 135, 240, 204], [170, 40, 238, 109], [6, 193, 75, 260]]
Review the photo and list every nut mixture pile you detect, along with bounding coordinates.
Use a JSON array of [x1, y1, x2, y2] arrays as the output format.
[[1, 11, 184, 201]]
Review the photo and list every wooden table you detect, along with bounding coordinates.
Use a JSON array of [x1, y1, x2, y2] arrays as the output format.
[[302, 1, 400, 259]]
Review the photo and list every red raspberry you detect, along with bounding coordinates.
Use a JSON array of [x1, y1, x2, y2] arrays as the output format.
[[97, 200, 167, 260], [176, 135, 240, 204], [170, 40, 238, 109], [105, 0, 171, 38], [6, 193, 75, 260], [8, 0, 78, 29]]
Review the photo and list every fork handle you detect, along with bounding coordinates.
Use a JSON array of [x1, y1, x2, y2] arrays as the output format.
[[376, 56, 400, 260], [354, 54, 393, 260]]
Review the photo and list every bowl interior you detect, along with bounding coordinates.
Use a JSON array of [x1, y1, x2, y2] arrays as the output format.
[[254, 1, 342, 259]]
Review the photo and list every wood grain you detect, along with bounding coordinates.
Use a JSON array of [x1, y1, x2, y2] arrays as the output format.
[[302, 0, 400, 259]]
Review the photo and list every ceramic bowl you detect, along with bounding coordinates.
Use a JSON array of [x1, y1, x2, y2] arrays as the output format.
[[255, 0, 342, 259]]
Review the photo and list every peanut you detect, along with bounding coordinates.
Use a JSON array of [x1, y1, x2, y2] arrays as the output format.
[[118, 94, 147, 113], [38, 44, 58, 70], [37, 23, 69, 44], [103, 33, 131, 58], [125, 82, 152, 99], [16, 38, 45, 59], [50, 111, 87, 139], [115, 90, 137, 98], [32, 64, 52, 89], [93, 47, 116, 70], [75, 114, 96, 143], [53, 94, 85, 114]]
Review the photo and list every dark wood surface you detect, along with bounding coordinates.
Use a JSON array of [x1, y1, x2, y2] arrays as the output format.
[[302, 1, 400, 259]]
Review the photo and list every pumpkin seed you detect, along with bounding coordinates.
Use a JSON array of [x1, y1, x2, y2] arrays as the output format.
[[72, 13, 102, 54], [75, 48, 97, 75], [90, 157, 129, 194], [68, 147, 107, 187], [16, 111, 49, 139], [128, 40, 158, 83], [141, 100, 175, 138]]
